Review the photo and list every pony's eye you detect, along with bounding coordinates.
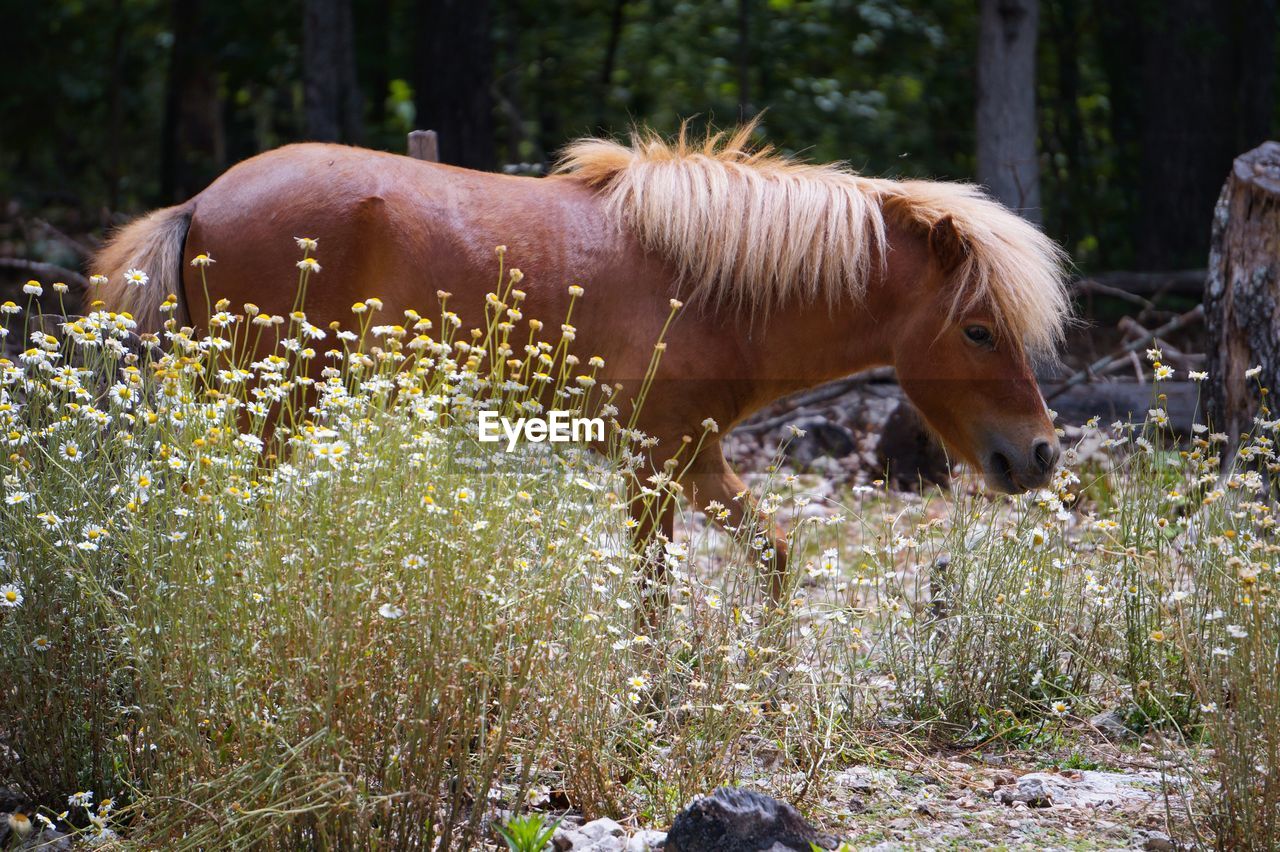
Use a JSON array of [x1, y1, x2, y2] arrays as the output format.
[[964, 325, 993, 346]]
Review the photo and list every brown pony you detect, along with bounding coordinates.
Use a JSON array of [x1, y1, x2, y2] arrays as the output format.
[[92, 126, 1070, 598]]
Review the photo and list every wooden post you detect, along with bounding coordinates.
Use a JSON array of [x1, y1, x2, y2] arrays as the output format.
[[407, 130, 439, 162], [1205, 141, 1280, 447]]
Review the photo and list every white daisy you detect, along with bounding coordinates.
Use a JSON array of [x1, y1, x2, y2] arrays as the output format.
[[0, 584, 22, 607]]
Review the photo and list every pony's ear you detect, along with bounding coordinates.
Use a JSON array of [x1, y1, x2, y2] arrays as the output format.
[[928, 215, 970, 274]]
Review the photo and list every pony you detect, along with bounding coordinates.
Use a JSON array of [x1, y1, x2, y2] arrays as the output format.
[[92, 125, 1070, 599]]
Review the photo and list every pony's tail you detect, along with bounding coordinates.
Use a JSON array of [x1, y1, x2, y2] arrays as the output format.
[[90, 203, 194, 332]]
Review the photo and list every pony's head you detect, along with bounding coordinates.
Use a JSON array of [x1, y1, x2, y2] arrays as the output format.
[[887, 196, 1070, 494], [556, 125, 1072, 492]]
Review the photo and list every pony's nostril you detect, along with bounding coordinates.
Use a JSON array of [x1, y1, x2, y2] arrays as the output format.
[[989, 450, 1013, 479], [1032, 440, 1060, 474]]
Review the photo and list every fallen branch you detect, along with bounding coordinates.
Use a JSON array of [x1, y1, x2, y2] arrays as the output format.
[[1045, 380, 1200, 433], [0, 258, 89, 290], [32, 218, 98, 259], [1075, 269, 1206, 298], [735, 367, 895, 434], [1071, 278, 1155, 310], [1045, 304, 1205, 402]]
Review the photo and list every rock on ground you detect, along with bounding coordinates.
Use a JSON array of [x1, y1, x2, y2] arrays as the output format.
[[993, 770, 1162, 809], [554, 817, 628, 852], [663, 787, 839, 852]]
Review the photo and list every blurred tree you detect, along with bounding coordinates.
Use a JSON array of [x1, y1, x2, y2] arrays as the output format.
[[304, 0, 364, 143], [0, 0, 1275, 278], [976, 0, 1041, 221], [413, 0, 495, 169], [1136, 0, 1277, 269], [161, 0, 225, 201]]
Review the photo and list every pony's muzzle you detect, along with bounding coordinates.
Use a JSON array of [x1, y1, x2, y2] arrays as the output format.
[[983, 437, 1060, 494]]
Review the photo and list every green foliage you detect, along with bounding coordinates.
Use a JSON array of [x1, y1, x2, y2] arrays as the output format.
[[2, 0, 1249, 268], [496, 813, 560, 852]]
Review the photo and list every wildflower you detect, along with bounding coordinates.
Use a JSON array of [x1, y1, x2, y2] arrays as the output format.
[[1153, 364, 1174, 381], [1145, 348, 1162, 363], [22, 280, 42, 296], [59, 440, 82, 462], [1246, 365, 1263, 379], [1189, 370, 1208, 381], [5, 812, 31, 840], [568, 284, 584, 297], [628, 674, 648, 690], [378, 603, 405, 620], [88, 274, 108, 288], [67, 791, 93, 809], [1050, 700, 1069, 716], [295, 237, 318, 252], [669, 298, 684, 310], [296, 257, 322, 274], [31, 635, 51, 652], [123, 268, 149, 287], [1149, 630, 1165, 642], [190, 253, 215, 267], [1226, 624, 1248, 639], [701, 417, 719, 433], [454, 487, 473, 503], [0, 584, 22, 608]]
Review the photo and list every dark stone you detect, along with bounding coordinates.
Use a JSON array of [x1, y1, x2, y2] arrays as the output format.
[[663, 787, 838, 852], [1140, 830, 1177, 851], [781, 416, 858, 466], [1090, 709, 1139, 744], [994, 777, 1053, 808], [875, 402, 951, 491]]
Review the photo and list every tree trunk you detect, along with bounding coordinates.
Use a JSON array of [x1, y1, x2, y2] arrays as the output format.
[[160, 0, 224, 202], [413, 0, 496, 170], [976, 0, 1041, 222], [1205, 142, 1280, 447], [1136, 0, 1235, 269], [304, 0, 364, 144]]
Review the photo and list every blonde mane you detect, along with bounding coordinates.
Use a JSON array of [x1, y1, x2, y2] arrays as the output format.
[[556, 125, 1071, 352]]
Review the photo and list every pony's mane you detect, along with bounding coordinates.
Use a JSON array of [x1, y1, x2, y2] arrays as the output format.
[[555, 125, 1071, 352]]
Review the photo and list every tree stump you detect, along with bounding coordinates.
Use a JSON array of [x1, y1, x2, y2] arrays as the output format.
[[1205, 142, 1280, 446]]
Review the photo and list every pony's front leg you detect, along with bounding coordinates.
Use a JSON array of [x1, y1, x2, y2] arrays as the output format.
[[681, 444, 790, 605]]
